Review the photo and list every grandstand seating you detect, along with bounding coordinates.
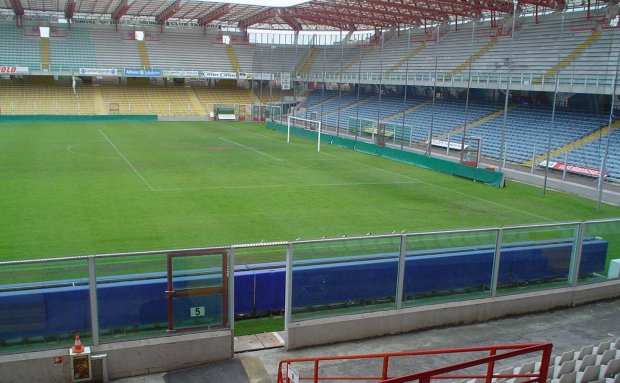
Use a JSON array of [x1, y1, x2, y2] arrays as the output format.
[[295, 89, 619, 180], [90, 27, 142, 69], [0, 24, 41, 69], [99, 85, 205, 115], [0, 81, 97, 115], [479, 337, 620, 383], [193, 88, 257, 115], [49, 27, 98, 70]]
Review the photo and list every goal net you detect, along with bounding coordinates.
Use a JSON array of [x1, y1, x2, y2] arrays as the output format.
[[287, 115, 322, 152]]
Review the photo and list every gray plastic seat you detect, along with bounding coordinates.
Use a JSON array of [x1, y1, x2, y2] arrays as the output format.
[[595, 342, 612, 356], [577, 346, 595, 360], [598, 349, 618, 366], [555, 371, 577, 383], [555, 360, 578, 379], [578, 355, 597, 372], [577, 365, 601, 383], [600, 358, 620, 379], [556, 351, 577, 366]]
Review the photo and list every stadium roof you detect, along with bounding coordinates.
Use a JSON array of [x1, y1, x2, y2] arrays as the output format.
[[0, 0, 611, 31]]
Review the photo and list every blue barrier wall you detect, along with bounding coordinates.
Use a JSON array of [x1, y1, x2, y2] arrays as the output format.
[[0, 239, 607, 340]]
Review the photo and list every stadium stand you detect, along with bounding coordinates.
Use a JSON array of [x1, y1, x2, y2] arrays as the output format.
[[99, 85, 205, 116], [0, 81, 97, 114], [48, 27, 98, 71], [0, 24, 41, 69]]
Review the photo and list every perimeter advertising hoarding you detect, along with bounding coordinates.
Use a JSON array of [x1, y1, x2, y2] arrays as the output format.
[[202, 71, 237, 79], [124, 68, 162, 77], [79, 68, 119, 76], [162, 70, 200, 78], [539, 160, 610, 178], [0, 66, 29, 74]]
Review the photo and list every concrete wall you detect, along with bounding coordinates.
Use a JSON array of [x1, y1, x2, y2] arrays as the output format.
[[286, 280, 620, 350], [0, 330, 232, 383]]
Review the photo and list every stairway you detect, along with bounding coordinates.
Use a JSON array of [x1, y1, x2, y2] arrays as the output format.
[[534, 30, 602, 85], [341, 45, 376, 73], [137, 41, 150, 67], [522, 119, 620, 168], [188, 88, 208, 116], [225, 45, 241, 72], [92, 86, 105, 115], [447, 37, 497, 77], [434, 106, 511, 142], [298, 47, 320, 75], [384, 43, 426, 76], [40, 38, 50, 71], [381, 99, 432, 123]]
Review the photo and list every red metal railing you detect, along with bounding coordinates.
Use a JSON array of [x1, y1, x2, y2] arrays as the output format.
[[277, 343, 552, 383]]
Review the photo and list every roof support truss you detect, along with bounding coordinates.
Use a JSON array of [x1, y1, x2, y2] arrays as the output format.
[[198, 3, 230, 26], [111, 0, 130, 24], [238, 8, 278, 30], [8, 0, 23, 26], [155, 0, 181, 24], [279, 8, 302, 31], [65, 0, 75, 21]]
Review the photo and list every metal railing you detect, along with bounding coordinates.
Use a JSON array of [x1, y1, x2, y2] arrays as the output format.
[[276, 343, 553, 383]]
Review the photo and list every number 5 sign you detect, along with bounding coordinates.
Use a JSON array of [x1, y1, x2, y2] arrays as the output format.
[[190, 306, 205, 317]]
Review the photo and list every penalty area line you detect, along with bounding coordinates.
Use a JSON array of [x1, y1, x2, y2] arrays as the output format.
[[218, 137, 283, 161], [99, 129, 155, 191], [153, 180, 420, 192]]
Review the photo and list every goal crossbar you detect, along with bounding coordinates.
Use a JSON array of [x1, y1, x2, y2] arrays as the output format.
[[287, 116, 322, 152]]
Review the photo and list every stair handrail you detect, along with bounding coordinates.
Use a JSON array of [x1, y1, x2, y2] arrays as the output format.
[[277, 342, 553, 383]]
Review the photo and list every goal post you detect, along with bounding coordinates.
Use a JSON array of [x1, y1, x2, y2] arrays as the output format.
[[287, 115, 322, 152]]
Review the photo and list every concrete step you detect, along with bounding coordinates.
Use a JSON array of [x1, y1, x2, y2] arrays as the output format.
[[235, 331, 285, 353], [111, 355, 270, 383]]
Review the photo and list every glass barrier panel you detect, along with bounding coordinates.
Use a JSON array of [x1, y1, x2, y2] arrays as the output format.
[[497, 223, 578, 295], [403, 229, 497, 306], [95, 253, 168, 342], [168, 251, 227, 332], [581, 220, 620, 283], [291, 236, 401, 321], [232, 245, 287, 335], [0, 259, 90, 354]]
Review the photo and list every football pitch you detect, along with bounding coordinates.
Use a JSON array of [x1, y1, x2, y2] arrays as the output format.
[[1, 120, 619, 262]]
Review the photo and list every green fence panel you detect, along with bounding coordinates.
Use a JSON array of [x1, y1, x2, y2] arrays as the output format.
[[331, 136, 356, 150], [265, 122, 504, 187], [0, 115, 157, 123], [320, 134, 333, 145], [354, 141, 378, 155], [453, 164, 505, 187]]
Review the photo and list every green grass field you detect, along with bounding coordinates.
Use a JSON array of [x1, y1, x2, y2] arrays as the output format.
[[1, 120, 619, 262]]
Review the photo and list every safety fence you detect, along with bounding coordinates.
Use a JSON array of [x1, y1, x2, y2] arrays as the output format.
[[0, 218, 618, 355]]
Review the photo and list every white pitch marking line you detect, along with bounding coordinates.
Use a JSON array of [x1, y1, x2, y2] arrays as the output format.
[[340, 156, 554, 222], [154, 180, 420, 192], [219, 137, 283, 161], [99, 129, 155, 191], [219, 125, 550, 221]]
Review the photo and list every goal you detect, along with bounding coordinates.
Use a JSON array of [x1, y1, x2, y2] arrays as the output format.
[[287, 116, 322, 152]]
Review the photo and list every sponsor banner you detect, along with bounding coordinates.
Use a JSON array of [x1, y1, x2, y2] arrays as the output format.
[[238, 72, 254, 80], [427, 139, 467, 151], [252, 72, 272, 81], [539, 160, 609, 178], [162, 70, 200, 78], [281, 72, 291, 90], [202, 71, 237, 79], [124, 68, 162, 77], [0, 66, 29, 74], [79, 68, 118, 76]]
